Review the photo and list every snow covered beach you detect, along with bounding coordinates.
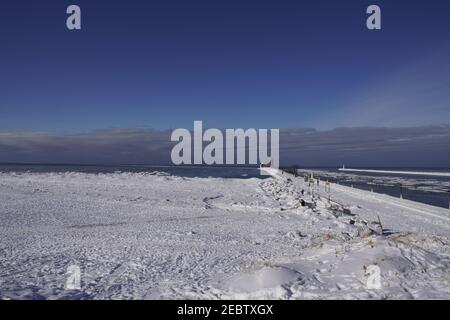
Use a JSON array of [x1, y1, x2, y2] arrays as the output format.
[[0, 168, 449, 299]]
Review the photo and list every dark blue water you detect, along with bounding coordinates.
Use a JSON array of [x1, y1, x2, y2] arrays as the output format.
[[297, 167, 450, 209], [0, 163, 264, 179]]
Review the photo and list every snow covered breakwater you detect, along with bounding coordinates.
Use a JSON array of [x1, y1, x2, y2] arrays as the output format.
[[0, 170, 449, 299]]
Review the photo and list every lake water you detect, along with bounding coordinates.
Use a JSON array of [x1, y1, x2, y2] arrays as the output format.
[[0, 164, 264, 179], [296, 167, 450, 209]]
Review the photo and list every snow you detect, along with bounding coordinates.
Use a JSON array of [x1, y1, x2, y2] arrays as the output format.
[[0, 169, 449, 300], [224, 266, 301, 299]]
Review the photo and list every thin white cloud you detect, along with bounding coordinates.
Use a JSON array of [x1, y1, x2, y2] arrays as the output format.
[[1, 125, 450, 167], [314, 47, 450, 129]]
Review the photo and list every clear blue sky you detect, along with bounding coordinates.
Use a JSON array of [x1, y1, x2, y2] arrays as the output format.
[[1, 0, 449, 132]]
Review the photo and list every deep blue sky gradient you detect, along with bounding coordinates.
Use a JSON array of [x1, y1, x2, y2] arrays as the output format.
[[1, 0, 450, 132]]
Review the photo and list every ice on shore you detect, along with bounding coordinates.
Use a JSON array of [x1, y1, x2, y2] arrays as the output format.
[[0, 170, 449, 300]]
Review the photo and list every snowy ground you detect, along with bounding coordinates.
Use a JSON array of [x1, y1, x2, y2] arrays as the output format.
[[0, 169, 449, 300]]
